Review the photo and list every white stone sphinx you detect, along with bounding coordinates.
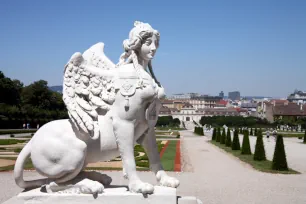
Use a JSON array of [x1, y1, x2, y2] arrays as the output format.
[[13, 21, 180, 195]]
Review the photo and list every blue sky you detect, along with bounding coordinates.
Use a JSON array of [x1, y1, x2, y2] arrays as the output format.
[[0, 0, 305, 97]]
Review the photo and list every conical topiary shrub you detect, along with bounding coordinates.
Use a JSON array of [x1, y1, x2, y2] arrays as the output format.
[[226, 128, 232, 147], [212, 128, 217, 140], [231, 128, 240, 150], [254, 130, 266, 161], [272, 135, 288, 171], [303, 130, 306, 144], [216, 128, 221, 142], [241, 130, 251, 155], [221, 128, 226, 144]]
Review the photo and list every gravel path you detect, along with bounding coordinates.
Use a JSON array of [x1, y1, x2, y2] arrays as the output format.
[[1, 131, 306, 204]]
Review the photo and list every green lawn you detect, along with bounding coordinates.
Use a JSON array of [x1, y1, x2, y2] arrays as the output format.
[[211, 141, 299, 174], [160, 140, 177, 171], [0, 139, 26, 145]]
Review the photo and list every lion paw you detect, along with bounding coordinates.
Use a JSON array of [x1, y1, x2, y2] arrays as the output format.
[[129, 180, 154, 194], [156, 171, 180, 188]]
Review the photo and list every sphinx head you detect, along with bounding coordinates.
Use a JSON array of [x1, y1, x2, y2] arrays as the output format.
[[123, 21, 160, 61]]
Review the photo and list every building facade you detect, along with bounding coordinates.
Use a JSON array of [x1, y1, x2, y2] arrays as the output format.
[[228, 91, 241, 101], [287, 90, 306, 104]]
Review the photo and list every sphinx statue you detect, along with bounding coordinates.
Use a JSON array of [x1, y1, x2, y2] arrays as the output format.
[[13, 21, 179, 195]]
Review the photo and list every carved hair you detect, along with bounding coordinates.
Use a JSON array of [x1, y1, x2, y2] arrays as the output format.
[[117, 21, 161, 87]]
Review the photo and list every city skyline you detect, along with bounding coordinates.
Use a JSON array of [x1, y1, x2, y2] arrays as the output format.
[[1, 0, 305, 97]]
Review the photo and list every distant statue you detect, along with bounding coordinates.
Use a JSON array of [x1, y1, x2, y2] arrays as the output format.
[[14, 21, 179, 195]]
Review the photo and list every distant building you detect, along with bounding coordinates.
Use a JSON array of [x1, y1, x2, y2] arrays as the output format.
[[219, 91, 224, 99], [287, 90, 306, 104], [228, 91, 240, 101], [265, 102, 306, 123]]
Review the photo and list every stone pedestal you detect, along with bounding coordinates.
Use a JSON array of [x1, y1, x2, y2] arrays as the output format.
[[3, 186, 202, 204]]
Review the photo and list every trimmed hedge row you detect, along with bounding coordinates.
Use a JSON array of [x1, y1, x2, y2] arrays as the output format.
[[0, 129, 37, 135], [194, 127, 204, 136]]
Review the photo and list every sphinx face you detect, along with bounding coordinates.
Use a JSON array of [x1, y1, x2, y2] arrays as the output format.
[[139, 35, 159, 61]]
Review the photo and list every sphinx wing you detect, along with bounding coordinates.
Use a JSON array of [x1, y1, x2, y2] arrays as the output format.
[[63, 43, 116, 139]]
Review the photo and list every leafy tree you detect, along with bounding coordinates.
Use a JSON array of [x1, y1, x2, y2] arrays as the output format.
[[272, 135, 288, 171], [226, 128, 232, 147], [157, 116, 180, 127], [0, 71, 23, 105], [254, 130, 266, 161], [199, 116, 271, 128], [220, 128, 226, 144], [231, 128, 240, 150], [21, 80, 52, 109], [241, 130, 251, 155]]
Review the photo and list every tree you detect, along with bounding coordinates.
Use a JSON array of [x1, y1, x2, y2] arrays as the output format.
[[241, 130, 251, 155], [212, 128, 217, 140], [254, 130, 266, 161], [272, 135, 288, 171], [216, 128, 221, 142], [226, 128, 232, 147], [221, 128, 226, 144], [0, 71, 23, 105], [231, 128, 240, 150], [21, 80, 52, 109]]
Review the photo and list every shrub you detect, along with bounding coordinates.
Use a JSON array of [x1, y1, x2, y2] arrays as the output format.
[[31, 133, 34, 136], [134, 151, 140, 157], [0, 129, 37, 135], [231, 128, 240, 150], [254, 128, 258, 136], [136, 161, 149, 168], [272, 135, 288, 171], [254, 130, 266, 161], [241, 130, 251, 155], [216, 128, 221, 142], [225, 128, 232, 147], [0, 139, 26, 145], [10, 134, 15, 138], [212, 128, 217, 140], [176, 134, 180, 139], [304, 130, 306, 144], [14, 148, 23, 153], [220, 128, 226, 144]]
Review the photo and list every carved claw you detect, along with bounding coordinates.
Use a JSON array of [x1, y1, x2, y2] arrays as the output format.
[[129, 180, 154, 194], [156, 171, 180, 188]]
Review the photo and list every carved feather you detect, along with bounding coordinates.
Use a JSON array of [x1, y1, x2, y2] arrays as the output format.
[[62, 43, 116, 140]]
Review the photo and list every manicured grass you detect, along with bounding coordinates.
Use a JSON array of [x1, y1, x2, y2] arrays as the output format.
[[278, 133, 304, 138], [211, 140, 299, 174], [0, 139, 26, 145], [155, 131, 180, 136], [160, 140, 177, 171]]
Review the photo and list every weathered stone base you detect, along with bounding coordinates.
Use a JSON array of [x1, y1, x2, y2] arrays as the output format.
[[3, 186, 202, 204]]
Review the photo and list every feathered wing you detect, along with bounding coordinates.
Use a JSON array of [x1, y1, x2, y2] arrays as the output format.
[[63, 43, 116, 139]]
